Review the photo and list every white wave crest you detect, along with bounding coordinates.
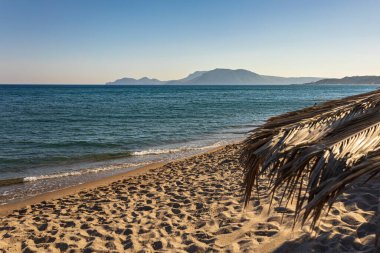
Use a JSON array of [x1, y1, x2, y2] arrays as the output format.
[[22, 141, 228, 183], [132, 141, 227, 156], [23, 161, 151, 182]]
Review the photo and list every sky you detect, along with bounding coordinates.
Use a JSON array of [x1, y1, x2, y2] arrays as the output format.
[[0, 0, 379, 84]]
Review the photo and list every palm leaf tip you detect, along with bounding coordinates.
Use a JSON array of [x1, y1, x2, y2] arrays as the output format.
[[241, 88, 380, 229]]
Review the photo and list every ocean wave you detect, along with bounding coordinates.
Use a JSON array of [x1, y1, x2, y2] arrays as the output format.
[[0, 178, 24, 187], [1, 141, 228, 186], [132, 141, 227, 156], [22, 161, 151, 182], [39, 141, 124, 148]]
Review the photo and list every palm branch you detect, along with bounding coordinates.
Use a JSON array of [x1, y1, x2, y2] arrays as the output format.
[[241, 89, 380, 237]]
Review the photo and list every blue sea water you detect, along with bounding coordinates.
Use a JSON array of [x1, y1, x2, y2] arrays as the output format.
[[0, 84, 378, 203]]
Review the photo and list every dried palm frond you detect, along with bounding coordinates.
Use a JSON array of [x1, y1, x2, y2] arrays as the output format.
[[241, 88, 380, 229]]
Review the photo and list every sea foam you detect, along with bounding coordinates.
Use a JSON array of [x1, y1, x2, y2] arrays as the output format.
[[131, 141, 227, 156], [23, 161, 151, 182]]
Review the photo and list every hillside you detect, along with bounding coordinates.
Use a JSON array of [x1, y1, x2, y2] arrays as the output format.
[[106, 77, 164, 85], [106, 69, 321, 85], [305, 76, 380, 85]]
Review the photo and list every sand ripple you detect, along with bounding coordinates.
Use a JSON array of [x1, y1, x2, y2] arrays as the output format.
[[0, 144, 378, 252]]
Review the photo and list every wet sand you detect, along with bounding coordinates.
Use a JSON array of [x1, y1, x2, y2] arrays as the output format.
[[0, 143, 378, 252]]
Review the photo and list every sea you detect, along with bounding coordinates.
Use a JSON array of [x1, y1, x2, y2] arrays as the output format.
[[0, 84, 378, 204]]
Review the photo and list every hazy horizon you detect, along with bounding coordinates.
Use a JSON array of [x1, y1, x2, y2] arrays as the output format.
[[1, 67, 326, 85], [1, 0, 380, 84]]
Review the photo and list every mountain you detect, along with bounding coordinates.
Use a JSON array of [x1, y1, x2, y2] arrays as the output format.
[[106, 68, 322, 85], [170, 71, 207, 83], [106, 77, 164, 85], [305, 76, 380, 85], [183, 69, 321, 85], [259, 75, 325, 85], [183, 69, 265, 84]]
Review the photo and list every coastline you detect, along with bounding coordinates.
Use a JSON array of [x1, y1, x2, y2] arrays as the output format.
[[0, 144, 227, 217], [0, 141, 377, 252]]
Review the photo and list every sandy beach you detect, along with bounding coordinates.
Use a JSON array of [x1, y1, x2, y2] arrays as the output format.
[[0, 143, 377, 252], [2, 0, 380, 252]]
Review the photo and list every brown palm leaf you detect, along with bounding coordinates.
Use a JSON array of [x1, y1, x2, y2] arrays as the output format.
[[241, 88, 380, 232]]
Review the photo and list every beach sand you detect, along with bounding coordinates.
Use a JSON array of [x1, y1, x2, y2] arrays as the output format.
[[0, 143, 378, 252]]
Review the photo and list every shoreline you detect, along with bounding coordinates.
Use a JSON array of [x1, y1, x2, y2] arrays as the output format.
[[0, 144, 228, 217], [0, 140, 377, 252]]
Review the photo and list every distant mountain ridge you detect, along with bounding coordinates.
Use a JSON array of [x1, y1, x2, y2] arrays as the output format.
[[106, 68, 321, 85], [305, 76, 380, 85], [107, 77, 164, 85], [167, 71, 207, 84]]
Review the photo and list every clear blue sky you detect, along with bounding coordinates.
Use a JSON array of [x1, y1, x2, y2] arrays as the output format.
[[1, 0, 379, 84]]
